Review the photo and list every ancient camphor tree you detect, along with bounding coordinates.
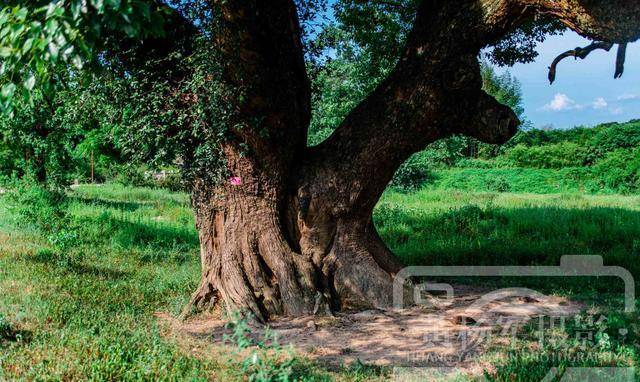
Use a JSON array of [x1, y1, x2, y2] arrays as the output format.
[[3, 0, 640, 322]]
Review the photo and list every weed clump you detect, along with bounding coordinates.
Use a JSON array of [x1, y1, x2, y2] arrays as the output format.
[[7, 180, 80, 256], [224, 313, 323, 382]]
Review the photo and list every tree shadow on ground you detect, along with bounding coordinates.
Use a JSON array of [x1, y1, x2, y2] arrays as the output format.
[[0, 328, 33, 347], [27, 249, 131, 281], [376, 204, 640, 296]]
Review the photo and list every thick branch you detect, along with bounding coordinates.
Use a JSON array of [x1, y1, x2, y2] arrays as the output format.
[[456, 90, 520, 144], [548, 42, 614, 84], [300, 2, 522, 214], [533, 0, 640, 43], [615, 43, 627, 79], [301, 0, 640, 217]]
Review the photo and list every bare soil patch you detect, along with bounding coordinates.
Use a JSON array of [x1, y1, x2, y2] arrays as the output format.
[[158, 284, 582, 376]]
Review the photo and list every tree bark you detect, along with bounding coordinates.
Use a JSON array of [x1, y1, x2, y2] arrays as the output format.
[[180, 0, 640, 321]]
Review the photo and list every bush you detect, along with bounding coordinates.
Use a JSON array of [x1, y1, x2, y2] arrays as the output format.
[[112, 165, 150, 188], [485, 176, 511, 192], [590, 148, 640, 193], [154, 170, 185, 192], [7, 180, 69, 234], [6, 180, 81, 255], [111, 165, 185, 191], [590, 122, 640, 158], [500, 142, 589, 169], [390, 152, 433, 190], [224, 313, 321, 382]]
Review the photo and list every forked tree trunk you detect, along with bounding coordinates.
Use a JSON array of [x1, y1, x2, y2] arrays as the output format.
[[179, 0, 640, 321], [186, 146, 401, 322], [188, 197, 399, 321]]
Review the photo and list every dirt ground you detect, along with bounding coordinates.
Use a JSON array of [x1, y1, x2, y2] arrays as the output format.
[[157, 284, 582, 378]]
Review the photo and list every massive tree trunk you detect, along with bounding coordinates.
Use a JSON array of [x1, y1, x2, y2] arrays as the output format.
[[179, 0, 640, 321], [186, 142, 403, 321]]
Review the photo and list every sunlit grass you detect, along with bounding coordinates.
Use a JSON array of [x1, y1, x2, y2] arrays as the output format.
[[1, 183, 639, 380], [0, 184, 387, 381]]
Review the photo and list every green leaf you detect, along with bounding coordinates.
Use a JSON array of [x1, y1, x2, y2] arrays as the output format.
[[1, 83, 16, 100], [48, 42, 59, 60], [15, 8, 28, 22], [91, 0, 105, 13], [24, 75, 36, 91], [22, 37, 34, 54], [106, 0, 122, 9]]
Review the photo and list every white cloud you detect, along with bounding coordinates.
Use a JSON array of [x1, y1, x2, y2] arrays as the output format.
[[592, 97, 608, 109], [542, 93, 583, 111], [617, 94, 638, 101], [610, 107, 624, 116]]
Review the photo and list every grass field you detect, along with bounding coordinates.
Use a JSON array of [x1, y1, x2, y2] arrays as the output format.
[[428, 167, 594, 194], [1, 183, 639, 381], [378, 188, 640, 280]]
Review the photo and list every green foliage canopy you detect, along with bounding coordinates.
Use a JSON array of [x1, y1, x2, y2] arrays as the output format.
[[0, 0, 569, 188]]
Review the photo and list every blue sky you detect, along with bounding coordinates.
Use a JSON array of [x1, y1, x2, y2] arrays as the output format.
[[495, 32, 640, 129]]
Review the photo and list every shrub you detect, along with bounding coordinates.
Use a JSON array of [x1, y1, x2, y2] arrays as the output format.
[[390, 152, 433, 190], [111, 165, 185, 191], [154, 169, 185, 192], [590, 148, 640, 193], [6, 180, 81, 254], [7, 180, 69, 234], [485, 176, 511, 192], [589, 122, 640, 158], [112, 165, 150, 188], [500, 142, 589, 169]]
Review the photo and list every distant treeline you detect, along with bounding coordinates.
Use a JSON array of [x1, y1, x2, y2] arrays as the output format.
[[392, 120, 640, 194]]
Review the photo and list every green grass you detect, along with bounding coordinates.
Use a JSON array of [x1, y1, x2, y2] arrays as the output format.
[[0, 185, 210, 381], [376, 187, 640, 381], [0, 184, 387, 381], [378, 188, 640, 268], [377, 188, 640, 301], [1, 183, 640, 380], [429, 167, 596, 194]]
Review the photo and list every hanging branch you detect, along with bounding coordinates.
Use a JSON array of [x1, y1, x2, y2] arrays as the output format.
[[548, 41, 614, 84], [548, 41, 632, 84], [615, 43, 627, 78]]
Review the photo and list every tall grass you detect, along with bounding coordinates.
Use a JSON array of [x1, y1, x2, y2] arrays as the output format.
[[378, 189, 640, 267], [428, 167, 595, 194], [376, 188, 640, 309]]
